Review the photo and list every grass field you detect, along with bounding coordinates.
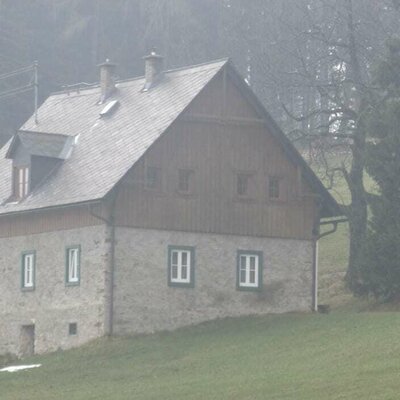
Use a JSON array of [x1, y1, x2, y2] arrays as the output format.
[[2, 312, 400, 400]]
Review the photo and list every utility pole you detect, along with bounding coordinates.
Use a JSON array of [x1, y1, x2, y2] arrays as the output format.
[[34, 61, 39, 124]]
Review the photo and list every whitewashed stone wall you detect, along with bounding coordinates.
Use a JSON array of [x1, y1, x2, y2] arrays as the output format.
[[0, 225, 109, 356], [0, 224, 314, 356], [113, 227, 313, 335]]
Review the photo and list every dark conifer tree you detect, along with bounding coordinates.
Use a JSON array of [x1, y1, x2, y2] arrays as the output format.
[[357, 38, 400, 300]]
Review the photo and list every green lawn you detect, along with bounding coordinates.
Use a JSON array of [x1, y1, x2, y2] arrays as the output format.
[[2, 312, 400, 400]]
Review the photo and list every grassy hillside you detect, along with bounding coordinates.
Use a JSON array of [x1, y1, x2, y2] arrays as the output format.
[[2, 312, 400, 400]]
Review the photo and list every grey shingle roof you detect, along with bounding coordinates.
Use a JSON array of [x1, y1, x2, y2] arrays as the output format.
[[0, 59, 228, 214], [0, 58, 341, 217]]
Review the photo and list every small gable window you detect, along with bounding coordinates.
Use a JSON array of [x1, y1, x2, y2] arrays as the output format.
[[145, 166, 161, 190], [268, 176, 282, 201], [178, 169, 193, 193], [237, 174, 249, 196], [66, 246, 80, 285], [13, 166, 30, 199], [21, 251, 35, 290], [236, 172, 254, 198]]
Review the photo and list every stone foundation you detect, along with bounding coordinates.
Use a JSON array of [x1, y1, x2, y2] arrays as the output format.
[[113, 227, 313, 335], [0, 225, 108, 357], [0, 225, 314, 356]]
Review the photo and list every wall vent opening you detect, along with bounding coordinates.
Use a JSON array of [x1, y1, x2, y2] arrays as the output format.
[[68, 323, 78, 336]]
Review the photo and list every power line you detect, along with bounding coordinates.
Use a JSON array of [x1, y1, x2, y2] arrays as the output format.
[[0, 85, 33, 101], [0, 63, 38, 121], [0, 65, 34, 82]]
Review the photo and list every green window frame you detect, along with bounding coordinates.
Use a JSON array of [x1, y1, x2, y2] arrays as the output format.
[[65, 245, 81, 286], [236, 250, 263, 291], [21, 251, 36, 291], [167, 246, 195, 288]]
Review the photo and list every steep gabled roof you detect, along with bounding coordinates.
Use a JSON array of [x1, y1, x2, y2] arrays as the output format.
[[0, 59, 228, 214], [0, 58, 341, 217]]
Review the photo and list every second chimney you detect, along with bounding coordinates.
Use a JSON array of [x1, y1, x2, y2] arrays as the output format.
[[143, 49, 164, 91], [98, 59, 117, 103]]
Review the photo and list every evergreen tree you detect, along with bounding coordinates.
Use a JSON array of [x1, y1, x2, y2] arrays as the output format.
[[357, 38, 400, 300]]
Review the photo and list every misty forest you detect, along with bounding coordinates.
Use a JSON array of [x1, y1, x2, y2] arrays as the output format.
[[2, 0, 400, 297]]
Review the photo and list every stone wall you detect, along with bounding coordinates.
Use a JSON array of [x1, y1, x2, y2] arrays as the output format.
[[0, 225, 109, 356], [0, 224, 314, 356], [113, 227, 313, 335]]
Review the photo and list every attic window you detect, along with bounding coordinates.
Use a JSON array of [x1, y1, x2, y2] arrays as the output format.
[[145, 166, 161, 190], [13, 166, 30, 199], [99, 100, 119, 117], [268, 176, 282, 200], [178, 169, 194, 193]]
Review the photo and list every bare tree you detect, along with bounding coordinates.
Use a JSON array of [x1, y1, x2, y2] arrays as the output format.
[[274, 0, 400, 289]]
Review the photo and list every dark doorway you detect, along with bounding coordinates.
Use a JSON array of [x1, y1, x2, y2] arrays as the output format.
[[20, 324, 35, 357]]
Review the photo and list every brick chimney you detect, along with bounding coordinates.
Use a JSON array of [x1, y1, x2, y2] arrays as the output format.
[[143, 49, 164, 91], [98, 59, 117, 103]]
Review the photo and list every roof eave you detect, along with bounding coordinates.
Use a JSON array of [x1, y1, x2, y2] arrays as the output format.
[[5, 133, 19, 159], [0, 198, 103, 218]]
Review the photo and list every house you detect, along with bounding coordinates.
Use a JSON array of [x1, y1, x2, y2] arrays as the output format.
[[0, 52, 341, 357]]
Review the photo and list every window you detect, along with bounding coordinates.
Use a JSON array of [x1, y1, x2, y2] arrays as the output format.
[[268, 176, 281, 200], [21, 252, 35, 290], [237, 251, 263, 291], [168, 246, 195, 288], [237, 173, 249, 196], [66, 246, 80, 285], [68, 323, 78, 336], [145, 166, 161, 190], [13, 166, 30, 199], [178, 169, 193, 193]]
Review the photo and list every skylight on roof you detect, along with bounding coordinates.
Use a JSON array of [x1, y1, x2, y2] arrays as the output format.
[[100, 100, 119, 117]]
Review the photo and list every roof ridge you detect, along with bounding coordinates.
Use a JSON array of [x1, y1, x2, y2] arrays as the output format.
[[163, 57, 229, 75], [50, 58, 229, 96]]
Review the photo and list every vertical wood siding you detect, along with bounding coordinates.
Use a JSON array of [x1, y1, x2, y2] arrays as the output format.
[[114, 73, 318, 240], [0, 204, 105, 238]]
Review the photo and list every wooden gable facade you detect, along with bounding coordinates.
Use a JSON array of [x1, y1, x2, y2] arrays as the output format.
[[114, 67, 319, 240]]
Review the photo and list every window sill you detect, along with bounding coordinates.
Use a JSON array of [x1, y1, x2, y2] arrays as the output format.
[[176, 190, 195, 198], [236, 285, 262, 292], [234, 196, 256, 204], [21, 287, 35, 292], [65, 281, 80, 287], [143, 187, 165, 197], [265, 197, 287, 204], [168, 281, 195, 289]]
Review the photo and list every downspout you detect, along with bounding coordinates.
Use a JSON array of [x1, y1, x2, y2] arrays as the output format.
[[312, 217, 348, 311], [311, 233, 319, 312], [89, 193, 117, 336]]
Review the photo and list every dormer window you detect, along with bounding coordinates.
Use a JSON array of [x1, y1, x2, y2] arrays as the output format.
[[13, 166, 30, 199]]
